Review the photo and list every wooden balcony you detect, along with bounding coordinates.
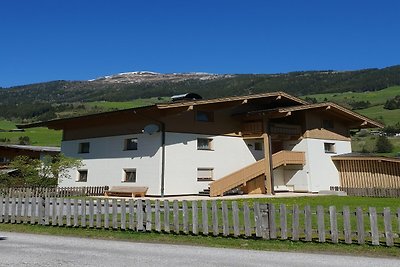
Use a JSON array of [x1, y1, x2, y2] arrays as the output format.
[[241, 121, 263, 136], [209, 150, 306, 197], [270, 124, 302, 136]]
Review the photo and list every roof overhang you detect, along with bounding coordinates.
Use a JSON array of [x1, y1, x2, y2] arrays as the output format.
[[246, 102, 383, 129], [332, 153, 400, 163]]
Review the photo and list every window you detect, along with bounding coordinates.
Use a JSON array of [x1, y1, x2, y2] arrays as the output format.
[[124, 138, 138, 150], [77, 170, 88, 182], [196, 111, 214, 122], [123, 169, 136, 183], [197, 168, 214, 181], [323, 119, 334, 129], [324, 143, 336, 153], [0, 157, 10, 163], [78, 142, 90, 153], [197, 138, 213, 150], [254, 142, 263, 151]]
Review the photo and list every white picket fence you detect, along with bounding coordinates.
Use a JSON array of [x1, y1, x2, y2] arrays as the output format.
[[0, 196, 399, 247]]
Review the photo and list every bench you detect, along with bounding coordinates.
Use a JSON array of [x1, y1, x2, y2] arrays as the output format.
[[104, 186, 148, 198]]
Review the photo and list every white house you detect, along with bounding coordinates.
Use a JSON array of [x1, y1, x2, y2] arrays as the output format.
[[20, 92, 382, 196]]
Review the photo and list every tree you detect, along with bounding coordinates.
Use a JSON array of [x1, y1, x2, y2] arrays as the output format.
[[3, 154, 82, 187], [375, 136, 393, 153]]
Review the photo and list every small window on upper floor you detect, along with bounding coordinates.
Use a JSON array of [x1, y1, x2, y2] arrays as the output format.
[[323, 119, 334, 129], [78, 142, 90, 154], [197, 168, 214, 181], [324, 142, 336, 153], [197, 138, 213, 150], [77, 170, 88, 182], [196, 111, 214, 122], [124, 138, 138, 150]]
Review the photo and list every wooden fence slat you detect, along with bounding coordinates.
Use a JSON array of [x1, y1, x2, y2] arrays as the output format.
[[4, 196, 10, 223], [356, 207, 365, 245], [173, 200, 180, 233], [112, 199, 118, 229], [120, 199, 126, 230], [87, 199, 94, 228], [268, 203, 276, 239], [182, 200, 189, 234], [155, 200, 161, 232], [243, 202, 251, 237], [369, 207, 379, 246], [16, 195, 22, 223], [66, 198, 71, 227], [81, 198, 87, 228], [128, 199, 134, 230], [343, 206, 352, 244], [292, 204, 300, 241], [254, 202, 261, 238], [96, 198, 102, 228], [317, 205, 325, 243], [30, 197, 36, 225], [23, 194, 30, 224], [11, 197, 16, 223], [202, 200, 209, 235], [329, 206, 338, 244], [192, 201, 198, 235], [222, 201, 229, 236], [232, 201, 240, 237], [44, 197, 50, 225], [280, 204, 287, 240], [58, 198, 64, 226], [51, 198, 58, 226], [137, 200, 144, 231], [163, 200, 169, 233], [304, 205, 312, 242], [145, 199, 152, 231], [0, 196, 3, 223], [211, 200, 219, 236], [260, 204, 269, 239], [73, 199, 79, 227], [383, 207, 394, 247], [397, 208, 400, 235], [104, 199, 110, 229]]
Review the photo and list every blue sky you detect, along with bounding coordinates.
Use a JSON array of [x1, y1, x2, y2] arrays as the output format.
[[1, 0, 399, 87]]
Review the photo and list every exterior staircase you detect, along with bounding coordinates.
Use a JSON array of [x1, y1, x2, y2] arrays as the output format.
[[209, 150, 305, 197]]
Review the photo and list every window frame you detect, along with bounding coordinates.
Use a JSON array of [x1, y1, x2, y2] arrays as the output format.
[[123, 168, 137, 183], [77, 170, 88, 182], [124, 138, 138, 151], [197, 138, 213, 150], [78, 142, 90, 154], [324, 142, 336, 154], [197, 168, 214, 182]]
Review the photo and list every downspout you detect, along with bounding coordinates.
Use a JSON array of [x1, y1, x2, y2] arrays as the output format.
[[160, 122, 166, 197]]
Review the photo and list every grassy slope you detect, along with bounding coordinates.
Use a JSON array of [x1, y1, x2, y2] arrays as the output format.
[[306, 86, 400, 125]]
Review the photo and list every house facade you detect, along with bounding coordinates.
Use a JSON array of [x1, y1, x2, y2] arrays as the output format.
[[20, 92, 382, 196]]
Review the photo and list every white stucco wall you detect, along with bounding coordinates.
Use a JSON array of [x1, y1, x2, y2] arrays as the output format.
[[163, 133, 257, 195], [60, 133, 162, 195], [280, 138, 351, 192]]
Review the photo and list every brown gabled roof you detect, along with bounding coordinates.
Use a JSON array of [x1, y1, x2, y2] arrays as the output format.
[[0, 144, 60, 153], [156, 91, 308, 108], [18, 92, 308, 129], [247, 102, 383, 129]]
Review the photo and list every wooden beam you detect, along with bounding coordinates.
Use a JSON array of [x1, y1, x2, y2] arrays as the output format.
[[263, 133, 273, 195], [187, 105, 193, 111], [276, 95, 282, 100], [242, 99, 248, 104]]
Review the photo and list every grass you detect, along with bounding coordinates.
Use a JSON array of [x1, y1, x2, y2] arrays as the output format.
[[86, 97, 169, 110], [352, 136, 400, 156], [0, 219, 399, 258]]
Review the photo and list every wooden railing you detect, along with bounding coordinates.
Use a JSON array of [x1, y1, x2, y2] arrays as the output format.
[[270, 124, 302, 136], [210, 151, 306, 197], [0, 197, 399, 247], [241, 121, 263, 136], [272, 150, 305, 169], [210, 159, 265, 197]]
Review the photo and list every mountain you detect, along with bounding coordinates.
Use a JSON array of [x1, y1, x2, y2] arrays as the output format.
[[0, 65, 400, 122]]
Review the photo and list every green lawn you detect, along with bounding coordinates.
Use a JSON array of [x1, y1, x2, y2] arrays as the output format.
[[352, 136, 400, 156], [86, 97, 170, 109]]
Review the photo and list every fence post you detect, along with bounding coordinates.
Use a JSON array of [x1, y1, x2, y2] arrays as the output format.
[[39, 197, 46, 226], [254, 202, 261, 238], [155, 200, 161, 232], [232, 201, 240, 237], [128, 199, 134, 231], [23, 195, 29, 224], [16, 194, 22, 224], [343, 206, 352, 244], [211, 200, 219, 236], [304, 205, 312, 242], [145, 199, 152, 232], [369, 207, 379, 246], [292, 204, 300, 241], [222, 201, 229, 236], [383, 207, 394, 247], [259, 204, 270, 240], [182, 200, 189, 234], [30, 197, 36, 225], [317, 205, 325, 243], [329, 206, 338, 244], [280, 204, 287, 240], [202, 200, 209, 235], [243, 202, 251, 237], [112, 199, 118, 229], [104, 199, 109, 229], [96, 198, 102, 228], [51, 198, 57, 226], [192, 201, 198, 235], [120, 199, 126, 230], [73, 199, 79, 227], [58, 198, 64, 226], [173, 200, 180, 234], [163, 200, 169, 233], [10, 197, 16, 223], [66, 198, 71, 227], [356, 207, 365, 245], [81, 198, 87, 228]]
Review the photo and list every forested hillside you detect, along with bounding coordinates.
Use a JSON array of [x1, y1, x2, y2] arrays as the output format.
[[1, 65, 399, 122]]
